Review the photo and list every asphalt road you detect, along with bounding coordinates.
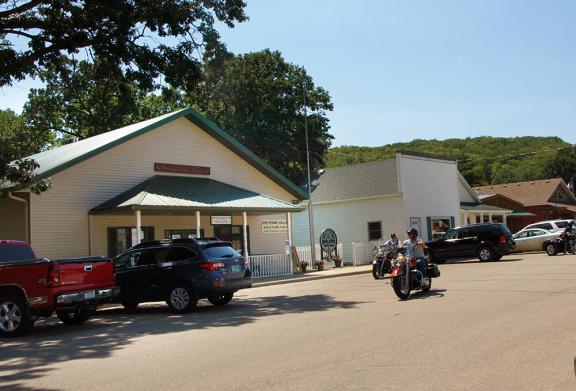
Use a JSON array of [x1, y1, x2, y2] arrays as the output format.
[[2, 252, 576, 391]]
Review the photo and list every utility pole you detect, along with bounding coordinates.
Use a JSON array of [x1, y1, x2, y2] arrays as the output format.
[[303, 83, 316, 265]]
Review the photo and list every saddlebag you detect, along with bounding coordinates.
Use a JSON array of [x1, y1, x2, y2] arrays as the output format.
[[427, 263, 441, 278]]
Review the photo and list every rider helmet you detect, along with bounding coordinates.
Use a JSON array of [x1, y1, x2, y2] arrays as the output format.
[[407, 227, 418, 237]]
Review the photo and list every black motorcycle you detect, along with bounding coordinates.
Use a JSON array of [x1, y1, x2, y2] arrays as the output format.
[[372, 246, 397, 279], [544, 232, 576, 256]]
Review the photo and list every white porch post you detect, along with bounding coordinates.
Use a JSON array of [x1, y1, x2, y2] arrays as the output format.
[[480, 212, 484, 223], [287, 212, 293, 246], [242, 211, 249, 260], [463, 211, 469, 225], [503, 214, 508, 226], [488, 212, 493, 223], [135, 209, 142, 244], [196, 211, 201, 238]]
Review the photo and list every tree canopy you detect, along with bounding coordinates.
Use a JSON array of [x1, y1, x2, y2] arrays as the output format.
[[0, 0, 247, 89], [327, 137, 575, 187]]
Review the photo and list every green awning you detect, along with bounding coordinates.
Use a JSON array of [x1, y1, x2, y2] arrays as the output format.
[[510, 211, 537, 217], [90, 175, 304, 213]]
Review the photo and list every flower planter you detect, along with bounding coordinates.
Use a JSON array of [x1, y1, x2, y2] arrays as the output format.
[[334, 259, 343, 268]]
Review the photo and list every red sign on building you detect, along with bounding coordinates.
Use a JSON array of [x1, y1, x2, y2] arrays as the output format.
[[154, 163, 210, 175]]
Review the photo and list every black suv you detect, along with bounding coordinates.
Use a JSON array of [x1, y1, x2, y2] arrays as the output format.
[[426, 223, 515, 263], [113, 238, 252, 313]]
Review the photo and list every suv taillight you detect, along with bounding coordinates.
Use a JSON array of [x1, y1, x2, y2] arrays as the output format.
[[47, 262, 60, 287], [499, 235, 506, 245], [200, 261, 226, 271]]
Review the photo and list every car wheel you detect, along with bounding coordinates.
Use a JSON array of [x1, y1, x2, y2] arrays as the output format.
[[0, 294, 35, 338], [56, 308, 92, 325], [478, 246, 495, 262], [167, 284, 198, 314], [207, 292, 234, 306], [546, 243, 557, 256], [121, 300, 140, 310]]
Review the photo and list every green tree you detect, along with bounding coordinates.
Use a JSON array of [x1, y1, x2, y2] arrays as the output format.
[[191, 49, 334, 184], [0, 0, 247, 89], [0, 109, 51, 194], [544, 147, 576, 183]]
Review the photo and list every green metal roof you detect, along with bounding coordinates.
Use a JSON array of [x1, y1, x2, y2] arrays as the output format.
[[90, 176, 304, 213], [14, 108, 307, 200], [510, 211, 537, 217]]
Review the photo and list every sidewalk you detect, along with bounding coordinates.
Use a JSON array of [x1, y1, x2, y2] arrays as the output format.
[[252, 264, 372, 288]]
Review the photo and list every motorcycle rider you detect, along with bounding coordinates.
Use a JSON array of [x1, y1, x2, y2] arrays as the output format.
[[561, 221, 575, 252], [381, 233, 400, 250], [401, 228, 428, 284]]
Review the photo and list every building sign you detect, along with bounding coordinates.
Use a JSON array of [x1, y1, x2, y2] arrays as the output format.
[[319, 228, 338, 260], [261, 220, 288, 233], [154, 162, 210, 175], [211, 216, 232, 225]]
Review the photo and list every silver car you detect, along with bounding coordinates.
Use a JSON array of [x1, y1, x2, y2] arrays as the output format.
[[512, 228, 561, 252]]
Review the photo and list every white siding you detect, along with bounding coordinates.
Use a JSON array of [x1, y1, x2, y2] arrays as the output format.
[[458, 178, 477, 203], [398, 154, 460, 241], [292, 196, 404, 262], [0, 197, 26, 241], [30, 117, 296, 259]]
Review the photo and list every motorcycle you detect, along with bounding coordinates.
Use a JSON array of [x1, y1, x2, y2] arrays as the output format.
[[372, 245, 397, 280], [544, 231, 576, 256], [390, 245, 441, 300]]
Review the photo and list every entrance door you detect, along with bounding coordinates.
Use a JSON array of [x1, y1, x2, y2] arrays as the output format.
[[214, 225, 250, 255]]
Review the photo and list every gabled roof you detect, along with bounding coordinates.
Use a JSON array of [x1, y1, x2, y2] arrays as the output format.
[[13, 108, 307, 200], [90, 176, 304, 213], [475, 178, 576, 207], [458, 172, 481, 204], [306, 159, 400, 203]]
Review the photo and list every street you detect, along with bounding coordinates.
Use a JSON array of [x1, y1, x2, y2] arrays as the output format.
[[2, 252, 576, 391]]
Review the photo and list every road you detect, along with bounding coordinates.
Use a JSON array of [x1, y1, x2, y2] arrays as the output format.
[[2, 252, 576, 391]]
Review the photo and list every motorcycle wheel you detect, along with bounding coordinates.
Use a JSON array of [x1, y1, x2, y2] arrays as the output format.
[[392, 276, 410, 300], [372, 263, 383, 280], [546, 243, 557, 256]]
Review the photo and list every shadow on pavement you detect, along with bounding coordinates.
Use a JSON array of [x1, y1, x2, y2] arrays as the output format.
[[445, 257, 523, 264], [0, 294, 363, 389], [406, 289, 447, 301]]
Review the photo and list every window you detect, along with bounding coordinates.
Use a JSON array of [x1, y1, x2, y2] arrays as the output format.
[[165, 229, 204, 239], [444, 229, 459, 240], [430, 217, 452, 240], [555, 222, 568, 229], [0, 244, 36, 263], [367, 222, 382, 241], [203, 245, 240, 259], [529, 229, 547, 237], [114, 250, 142, 268], [514, 231, 528, 239], [532, 223, 553, 231], [107, 227, 154, 257], [169, 247, 196, 261]]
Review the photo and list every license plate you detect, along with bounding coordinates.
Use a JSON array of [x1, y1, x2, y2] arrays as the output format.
[[231, 265, 242, 273], [84, 290, 96, 300]]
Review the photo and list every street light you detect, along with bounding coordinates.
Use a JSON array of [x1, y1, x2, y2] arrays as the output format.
[[303, 82, 316, 264]]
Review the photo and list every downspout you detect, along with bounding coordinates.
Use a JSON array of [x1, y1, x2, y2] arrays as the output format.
[[7, 191, 29, 243]]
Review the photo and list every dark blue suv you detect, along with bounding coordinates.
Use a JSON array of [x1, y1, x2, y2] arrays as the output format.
[[113, 238, 252, 313]]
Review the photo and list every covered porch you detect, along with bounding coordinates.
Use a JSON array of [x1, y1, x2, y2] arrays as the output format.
[[460, 203, 513, 226], [88, 176, 304, 270]]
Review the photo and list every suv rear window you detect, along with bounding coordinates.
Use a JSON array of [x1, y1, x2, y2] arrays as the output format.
[[203, 245, 240, 259], [0, 244, 36, 263]]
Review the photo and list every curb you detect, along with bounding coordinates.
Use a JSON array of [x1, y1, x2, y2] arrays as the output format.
[[252, 268, 371, 288]]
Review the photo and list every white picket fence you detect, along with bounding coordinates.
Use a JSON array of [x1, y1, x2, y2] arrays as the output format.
[[249, 253, 293, 278], [351, 242, 379, 265]]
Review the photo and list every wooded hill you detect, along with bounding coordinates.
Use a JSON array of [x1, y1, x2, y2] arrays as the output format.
[[326, 136, 572, 187]]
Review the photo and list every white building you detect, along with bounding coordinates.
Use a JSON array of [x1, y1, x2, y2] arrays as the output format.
[[293, 151, 481, 262], [0, 108, 305, 260]]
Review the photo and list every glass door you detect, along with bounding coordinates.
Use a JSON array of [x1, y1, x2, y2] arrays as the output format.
[[214, 225, 250, 255]]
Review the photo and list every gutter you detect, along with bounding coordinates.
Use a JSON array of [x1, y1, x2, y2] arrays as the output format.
[[7, 191, 29, 243]]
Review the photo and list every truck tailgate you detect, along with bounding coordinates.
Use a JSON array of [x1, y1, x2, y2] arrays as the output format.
[[56, 257, 115, 290]]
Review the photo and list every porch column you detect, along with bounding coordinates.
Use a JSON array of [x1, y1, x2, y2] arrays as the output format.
[[196, 211, 201, 238], [480, 212, 484, 223], [463, 211, 469, 225], [242, 211, 249, 259], [287, 212, 293, 246], [135, 209, 142, 244], [488, 212, 493, 223], [503, 214, 508, 226]]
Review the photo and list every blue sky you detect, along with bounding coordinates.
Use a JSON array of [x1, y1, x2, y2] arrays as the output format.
[[2, 0, 575, 146]]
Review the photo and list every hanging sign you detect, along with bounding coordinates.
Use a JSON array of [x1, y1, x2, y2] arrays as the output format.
[[261, 220, 288, 233], [211, 216, 232, 225]]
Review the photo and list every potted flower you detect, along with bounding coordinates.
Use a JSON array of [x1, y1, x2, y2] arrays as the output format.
[[333, 256, 343, 268], [315, 260, 325, 271], [300, 261, 309, 273]]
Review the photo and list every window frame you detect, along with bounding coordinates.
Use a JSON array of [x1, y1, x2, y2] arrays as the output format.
[[367, 221, 383, 242]]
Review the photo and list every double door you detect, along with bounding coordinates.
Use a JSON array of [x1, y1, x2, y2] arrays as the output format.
[[214, 225, 250, 255]]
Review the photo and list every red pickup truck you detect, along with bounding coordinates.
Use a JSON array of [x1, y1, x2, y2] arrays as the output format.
[[0, 240, 117, 337]]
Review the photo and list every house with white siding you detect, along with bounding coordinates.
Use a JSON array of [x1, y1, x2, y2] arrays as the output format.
[[0, 108, 306, 261], [292, 151, 480, 262]]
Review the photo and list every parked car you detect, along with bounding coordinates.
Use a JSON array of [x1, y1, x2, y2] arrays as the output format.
[[113, 238, 252, 313], [511, 228, 561, 252], [521, 219, 575, 233], [426, 223, 515, 263], [0, 240, 117, 337]]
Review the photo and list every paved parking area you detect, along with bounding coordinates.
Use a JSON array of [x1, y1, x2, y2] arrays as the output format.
[[1, 252, 576, 390]]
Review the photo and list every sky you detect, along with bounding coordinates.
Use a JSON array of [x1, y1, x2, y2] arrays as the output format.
[[1, 0, 575, 147]]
